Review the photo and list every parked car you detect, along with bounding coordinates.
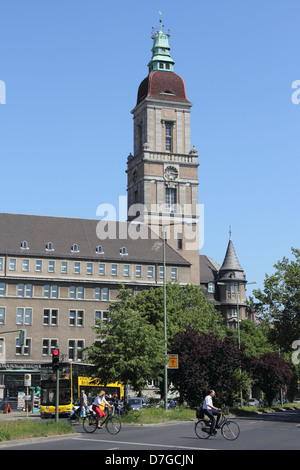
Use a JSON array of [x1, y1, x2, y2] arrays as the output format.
[[128, 397, 150, 411], [293, 398, 300, 404], [248, 398, 260, 407]]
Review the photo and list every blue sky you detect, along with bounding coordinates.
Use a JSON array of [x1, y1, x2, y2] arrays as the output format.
[[0, 0, 299, 297]]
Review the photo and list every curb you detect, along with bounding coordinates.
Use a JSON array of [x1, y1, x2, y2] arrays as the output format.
[[0, 432, 81, 448]]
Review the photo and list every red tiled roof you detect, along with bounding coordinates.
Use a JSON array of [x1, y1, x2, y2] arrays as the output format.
[[137, 71, 189, 105]]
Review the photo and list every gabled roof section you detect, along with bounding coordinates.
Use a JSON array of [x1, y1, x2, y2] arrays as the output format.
[[199, 255, 220, 283], [0, 212, 190, 266]]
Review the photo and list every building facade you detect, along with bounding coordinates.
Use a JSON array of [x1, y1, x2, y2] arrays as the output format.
[[0, 20, 248, 399]]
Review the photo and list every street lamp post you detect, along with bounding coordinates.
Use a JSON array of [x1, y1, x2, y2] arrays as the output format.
[[131, 219, 196, 411]]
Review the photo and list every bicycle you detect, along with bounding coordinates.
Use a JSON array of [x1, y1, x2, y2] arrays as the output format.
[[82, 406, 121, 435], [195, 406, 240, 441]]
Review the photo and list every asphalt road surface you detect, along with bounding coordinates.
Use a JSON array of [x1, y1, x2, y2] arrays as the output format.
[[1, 409, 299, 454]]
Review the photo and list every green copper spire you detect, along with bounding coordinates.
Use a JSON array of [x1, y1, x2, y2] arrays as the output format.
[[148, 12, 175, 73]]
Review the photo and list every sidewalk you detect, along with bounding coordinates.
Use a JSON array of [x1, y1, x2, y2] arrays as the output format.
[[0, 410, 41, 421]]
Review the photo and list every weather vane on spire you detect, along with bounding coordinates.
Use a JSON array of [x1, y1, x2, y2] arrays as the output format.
[[159, 10, 162, 30], [151, 10, 170, 38]]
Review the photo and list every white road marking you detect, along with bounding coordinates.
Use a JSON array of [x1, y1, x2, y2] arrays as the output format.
[[73, 437, 216, 450]]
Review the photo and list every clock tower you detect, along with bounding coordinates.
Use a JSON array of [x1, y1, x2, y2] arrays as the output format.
[[127, 18, 200, 284]]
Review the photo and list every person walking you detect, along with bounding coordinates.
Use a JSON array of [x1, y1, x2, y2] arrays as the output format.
[[80, 390, 88, 418]]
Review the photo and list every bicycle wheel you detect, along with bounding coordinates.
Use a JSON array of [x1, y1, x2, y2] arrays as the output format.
[[195, 420, 210, 439], [221, 420, 240, 440], [106, 415, 121, 435], [83, 415, 98, 433]]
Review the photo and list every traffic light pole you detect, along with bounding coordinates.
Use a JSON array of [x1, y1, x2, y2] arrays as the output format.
[[55, 367, 59, 422]]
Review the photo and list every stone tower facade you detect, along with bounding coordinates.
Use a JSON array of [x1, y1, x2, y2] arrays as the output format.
[[127, 20, 200, 284]]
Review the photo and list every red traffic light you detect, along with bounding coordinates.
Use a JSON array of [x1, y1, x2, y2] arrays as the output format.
[[52, 348, 60, 370]]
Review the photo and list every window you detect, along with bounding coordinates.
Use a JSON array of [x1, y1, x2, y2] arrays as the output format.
[[208, 282, 215, 294], [45, 242, 54, 251], [166, 187, 176, 213], [69, 310, 84, 326], [61, 261, 68, 274], [71, 244, 79, 253], [0, 283, 6, 297], [74, 262, 81, 274], [16, 337, 31, 355], [147, 266, 154, 278], [96, 245, 104, 254], [44, 285, 58, 298], [0, 307, 5, 324], [20, 240, 29, 249], [227, 308, 237, 318], [95, 287, 109, 301], [43, 309, 58, 326], [48, 261, 55, 273], [36, 260, 43, 272], [120, 247, 128, 255], [68, 339, 84, 361], [99, 264, 105, 276], [94, 310, 109, 326], [226, 284, 239, 298], [102, 288, 109, 301], [111, 264, 118, 276], [0, 338, 5, 359], [177, 233, 183, 250], [9, 259, 16, 271], [0, 258, 3, 270], [42, 339, 58, 356], [165, 122, 173, 151], [22, 259, 29, 271], [123, 265, 130, 277], [16, 307, 32, 325], [135, 265, 142, 278], [171, 267, 178, 280], [18, 284, 32, 297], [159, 266, 164, 279], [86, 263, 93, 275], [70, 286, 84, 299]]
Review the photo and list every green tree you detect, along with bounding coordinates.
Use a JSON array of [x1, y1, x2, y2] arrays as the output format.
[[253, 248, 300, 353], [134, 283, 225, 346], [85, 288, 165, 396], [227, 319, 273, 358]]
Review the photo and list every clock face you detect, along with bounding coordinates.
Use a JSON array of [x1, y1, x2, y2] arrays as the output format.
[[164, 166, 178, 181]]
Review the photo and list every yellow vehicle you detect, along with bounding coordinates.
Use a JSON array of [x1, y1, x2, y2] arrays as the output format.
[[40, 362, 123, 418]]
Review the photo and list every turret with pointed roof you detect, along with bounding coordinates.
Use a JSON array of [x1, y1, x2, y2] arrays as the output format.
[[218, 236, 246, 283]]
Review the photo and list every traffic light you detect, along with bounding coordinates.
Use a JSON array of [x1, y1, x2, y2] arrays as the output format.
[[19, 329, 26, 346], [52, 348, 60, 371]]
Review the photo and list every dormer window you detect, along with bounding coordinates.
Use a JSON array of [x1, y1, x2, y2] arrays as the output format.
[[120, 247, 128, 256], [71, 244, 79, 253], [20, 240, 29, 250], [95, 245, 104, 254], [45, 242, 54, 251]]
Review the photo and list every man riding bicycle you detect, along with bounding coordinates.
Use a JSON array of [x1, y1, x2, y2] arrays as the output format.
[[202, 390, 221, 435]]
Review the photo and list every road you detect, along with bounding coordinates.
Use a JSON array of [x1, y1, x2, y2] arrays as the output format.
[[1, 409, 299, 454]]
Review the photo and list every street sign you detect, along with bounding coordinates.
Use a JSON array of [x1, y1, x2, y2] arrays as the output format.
[[24, 374, 31, 387], [167, 354, 179, 369]]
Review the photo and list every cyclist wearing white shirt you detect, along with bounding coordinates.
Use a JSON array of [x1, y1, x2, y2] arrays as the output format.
[[203, 390, 221, 434]]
